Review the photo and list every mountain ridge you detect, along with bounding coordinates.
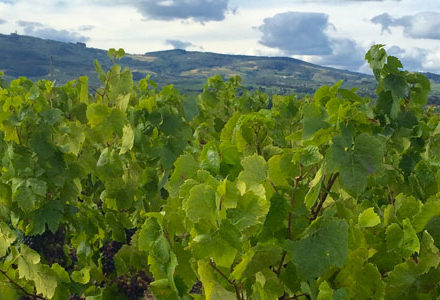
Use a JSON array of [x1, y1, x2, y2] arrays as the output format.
[[1, 33, 439, 103]]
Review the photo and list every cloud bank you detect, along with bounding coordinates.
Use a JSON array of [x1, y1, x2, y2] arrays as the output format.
[[17, 21, 90, 43], [130, 0, 230, 23]]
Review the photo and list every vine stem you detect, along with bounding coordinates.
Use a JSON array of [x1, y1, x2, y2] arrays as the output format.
[[388, 185, 395, 204], [311, 173, 339, 221], [209, 260, 242, 300], [0, 269, 46, 300], [275, 168, 303, 277], [405, 84, 413, 113]]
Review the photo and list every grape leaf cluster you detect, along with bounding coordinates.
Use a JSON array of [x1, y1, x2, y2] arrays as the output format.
[[0, 45, 440, 300]]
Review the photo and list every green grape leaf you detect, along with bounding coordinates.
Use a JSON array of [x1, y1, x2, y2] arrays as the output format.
[[200, 142, 221, 174], [259, 194, 289, 241], [16, 246, 57, 298], [402, 219, 420, 255], [335, 248, 384, 299], [395, 194, 421, 222], [304, 166, 324, 210], [183, 184, 217, 226], [407, 72, 430, 106], [237, 154, 268, 189], [386, 56, 403, 73], [167, 154, 198, 198], [0, 284, 19, 300], [16, 246, 41, 280], [327, 133, 384, 195], [302, 103, 329, 139], [386, 223, 404, 253], [54, 122, 85, 155], [198, 260, 236, 300], [385, 261, 418, 299], [33, 264, 58, 299], [13, 186, 37, 212], [365, 44, 386, 79], [412, 200, 440, 232], [86, 103, 109, 127], [0, 222, 16, 257], [279, 263, 301, 294], [39, 108, 63, 126], [120, 124, 134, 155], [231, 244, 282, 280], [358, 208, 381, 228], [427, 134, 440, 166], [71, 267, 91, 284], [78, 75, 89, 103], [417, 231, 440, 274], [285, 218, 349, 280], [299, 145, 323, 167], [94, 60, 106, 82], [384, 74, 407, 101], [227, 191, 270, 230], [268, 153, 299, 187], [149, 279, 179, 300], [191, 233, 238, 268], [51, 263, 70, 283], [317, 281, 334, 300], [409, 161, 438, 199], [252, 270, 284, 299], [30, 200, 64, 234], [138, 217, 163, 252], [217, 179, 239, 212]]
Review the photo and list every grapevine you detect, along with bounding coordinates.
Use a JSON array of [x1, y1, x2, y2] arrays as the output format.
[[0, 45, 439, 300]]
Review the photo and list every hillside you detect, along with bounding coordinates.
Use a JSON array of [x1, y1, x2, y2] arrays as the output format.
[[1, 33, 439, 103]]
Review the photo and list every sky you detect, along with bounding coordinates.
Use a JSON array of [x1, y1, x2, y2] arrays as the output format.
[[0, 0, 439, 74]]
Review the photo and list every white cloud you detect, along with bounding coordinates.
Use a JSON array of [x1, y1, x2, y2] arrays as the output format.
[[372, 12, 440, 39]]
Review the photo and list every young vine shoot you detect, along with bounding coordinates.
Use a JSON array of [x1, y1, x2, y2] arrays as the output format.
[[0, 45, 440, 299]]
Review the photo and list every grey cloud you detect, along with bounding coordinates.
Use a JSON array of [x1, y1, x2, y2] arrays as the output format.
[[131, 0, 229, 23], [17, 21, 89, 43], [258, 11, 365, 71], [371, 12, 440, 39], [387, 45, 405, 56], [17, 20, 43, 27], [166, 39, 193, 49], [316, 38, 365, 71], [387, 45, 425, 71], [259, 12, 332, 55], [371, 13, 393, 34], [78, 25, 94, 31], [0, 18, 6, 25]]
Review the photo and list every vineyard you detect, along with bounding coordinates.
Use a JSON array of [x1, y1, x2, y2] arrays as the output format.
[[0, 45, 440, 299]]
